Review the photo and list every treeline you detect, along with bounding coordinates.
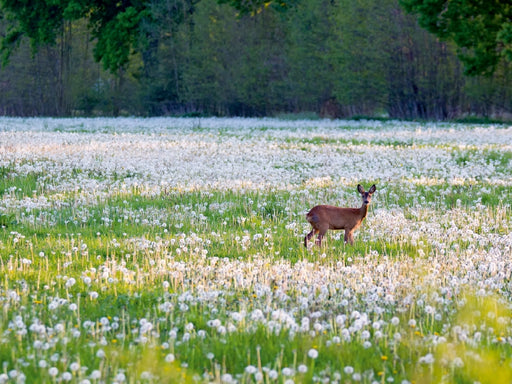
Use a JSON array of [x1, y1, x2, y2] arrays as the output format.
[[0, 0, 511, 119]]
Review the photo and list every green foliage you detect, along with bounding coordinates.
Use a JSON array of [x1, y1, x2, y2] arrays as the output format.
[[0, 0, 297, 74], [217, 0, 300, 15], [0, 0, 65, 64], [328, 0, 389, 113], [0, 0, 512, 117], [92, 5, 151, 72], [400, 0, 512, 76], [0, 0, 152, 72]]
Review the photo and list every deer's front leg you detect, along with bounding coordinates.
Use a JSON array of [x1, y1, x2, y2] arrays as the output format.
[[344, 230, 354, 245]]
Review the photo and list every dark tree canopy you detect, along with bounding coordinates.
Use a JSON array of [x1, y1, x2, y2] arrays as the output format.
[[400, 0, 512, 76], [0, 0, 511, 118], [0, 0, 150, 72], [0, 0, 299, 73], [217, 0, 299, 14]]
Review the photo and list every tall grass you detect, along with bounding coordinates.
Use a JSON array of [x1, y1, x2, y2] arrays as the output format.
[[0, 117, 511, 383]]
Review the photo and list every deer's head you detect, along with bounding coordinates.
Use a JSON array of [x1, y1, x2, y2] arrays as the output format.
[[357, 184, 376, 206]]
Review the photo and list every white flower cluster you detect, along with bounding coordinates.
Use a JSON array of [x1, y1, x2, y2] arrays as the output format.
[[0, 117, 511, 383]]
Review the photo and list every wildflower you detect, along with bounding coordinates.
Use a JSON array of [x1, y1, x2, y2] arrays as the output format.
[[298, 364, 308, 373], [197, 330, 207, 339], [452, 357, 464, 368], [344, 366, 354, 375], [245, 366, 257, 374], [419, 353, 435, 364], [65, 277, 76, 288], [62, 372, 72, 381], [308, 348, 319, 359], [185, 322, 195, 331], [48, 367, 59, 377], [165, 354, 175, 363], [90, 370, 101, 380]]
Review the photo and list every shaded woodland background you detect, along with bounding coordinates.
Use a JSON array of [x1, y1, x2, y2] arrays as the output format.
[[0, 0, 511, 119]]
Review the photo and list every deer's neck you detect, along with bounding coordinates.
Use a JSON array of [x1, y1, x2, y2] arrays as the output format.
[[359, 204, 369, 219]]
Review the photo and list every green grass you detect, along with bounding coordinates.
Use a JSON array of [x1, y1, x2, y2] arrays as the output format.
[[0, 168, 42, 198], [1, 130, 512, 382], [281, 136, 417, 148], [0, 192, 510, 383]]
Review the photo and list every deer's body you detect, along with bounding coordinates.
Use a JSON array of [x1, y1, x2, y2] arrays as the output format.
[[304, 184, 376, 246]]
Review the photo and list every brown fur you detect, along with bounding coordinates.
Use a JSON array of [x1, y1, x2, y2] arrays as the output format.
[[304, 184, 376, 246]]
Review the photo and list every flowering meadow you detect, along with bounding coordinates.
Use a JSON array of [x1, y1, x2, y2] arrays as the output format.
[[0, 117, 511, 384]]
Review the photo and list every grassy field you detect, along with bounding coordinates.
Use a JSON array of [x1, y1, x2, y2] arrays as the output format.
[[0, 117, 511, 383]]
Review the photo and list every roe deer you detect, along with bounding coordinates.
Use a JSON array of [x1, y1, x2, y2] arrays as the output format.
[[304, 184, 376, 246]]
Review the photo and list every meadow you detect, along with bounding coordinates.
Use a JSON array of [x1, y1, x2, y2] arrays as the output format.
[[0, 117, 511, 383]]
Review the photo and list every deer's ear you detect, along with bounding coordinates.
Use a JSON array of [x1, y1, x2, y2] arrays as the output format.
[[357, 184, 364, 194], [369, 184, 376, 194]]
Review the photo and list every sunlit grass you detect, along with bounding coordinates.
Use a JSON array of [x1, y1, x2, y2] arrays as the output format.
[[0, 117, 511, 383]]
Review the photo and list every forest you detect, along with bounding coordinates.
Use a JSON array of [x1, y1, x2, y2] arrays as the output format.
[[0, 0, 511, 119]]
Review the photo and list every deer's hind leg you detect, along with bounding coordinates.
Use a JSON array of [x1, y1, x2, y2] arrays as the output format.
[[315, 225, 329, 246], [304, 228, 318, 247]]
